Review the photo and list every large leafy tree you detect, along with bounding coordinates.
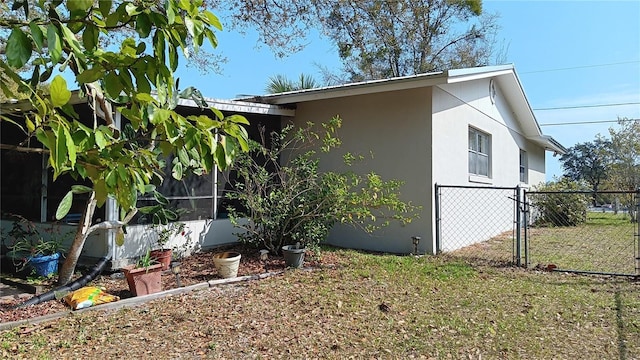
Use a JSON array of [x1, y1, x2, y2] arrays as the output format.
[[559, 137, 611, 205], [607, 118, 639, 220], [607, 118, 640, 192], [213, 0, 500, 81], [0, 0, 249, 285]]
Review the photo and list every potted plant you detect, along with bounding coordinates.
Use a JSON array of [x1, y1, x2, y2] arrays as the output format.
[[121, 249, 163, 296], [6, 215, 67, 278], [137, 190, 191, 271], [149, 222, 187, 271], [225, 118, 418, 268]]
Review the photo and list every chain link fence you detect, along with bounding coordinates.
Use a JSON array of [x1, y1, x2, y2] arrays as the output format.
[[436, 185, 639, 276], [524, 190, 639, 276], [435, 185, 521, 266]]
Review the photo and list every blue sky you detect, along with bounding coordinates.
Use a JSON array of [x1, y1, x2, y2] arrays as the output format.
[[174, 1, 640, 181]]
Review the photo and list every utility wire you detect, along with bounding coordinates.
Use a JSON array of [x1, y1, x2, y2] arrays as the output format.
[[539, 118, 639, 126], [520, 60, 640, 74], [534, 102, 640, 111]]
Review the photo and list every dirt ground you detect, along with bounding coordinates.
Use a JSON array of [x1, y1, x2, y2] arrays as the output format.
[[0, 244, 334, 324]]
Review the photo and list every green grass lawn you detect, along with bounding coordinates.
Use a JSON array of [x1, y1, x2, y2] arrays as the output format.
[[527, 212, 637, 274], [1, 248, 638, 359]]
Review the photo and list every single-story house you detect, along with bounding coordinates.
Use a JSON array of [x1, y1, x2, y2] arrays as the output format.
[[0, 64, 565, 268], [242, 64, 566, 255]]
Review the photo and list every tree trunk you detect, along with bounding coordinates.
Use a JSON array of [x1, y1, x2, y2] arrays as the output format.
[[57, 192, 97, 286]]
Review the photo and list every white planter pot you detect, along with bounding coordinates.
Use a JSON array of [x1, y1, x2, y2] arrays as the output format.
[[212, 251, 241, 278]]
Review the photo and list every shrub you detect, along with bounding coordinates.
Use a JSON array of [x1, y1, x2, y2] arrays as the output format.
[[529, 179, 589, 227], [225, 117, 418, 254]]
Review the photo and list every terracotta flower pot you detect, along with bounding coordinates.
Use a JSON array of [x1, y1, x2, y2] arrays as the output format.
[[150, 249, 173, 271], [122, 264, 163, 296]]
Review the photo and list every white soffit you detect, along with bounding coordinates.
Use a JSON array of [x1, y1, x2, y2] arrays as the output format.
[[178, 97, 294, 116]]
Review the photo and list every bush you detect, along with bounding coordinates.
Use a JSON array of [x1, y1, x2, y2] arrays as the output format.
[[225, 117, 418, 254], [529, 179, 589, 227]]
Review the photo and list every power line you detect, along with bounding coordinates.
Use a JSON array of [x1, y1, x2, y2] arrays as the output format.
[[539, 118, 639, 126], [520, 60, 640, 74], [534, 102, 640, 111]]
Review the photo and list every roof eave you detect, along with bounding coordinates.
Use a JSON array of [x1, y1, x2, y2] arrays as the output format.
[[529, 135, 567, 155]]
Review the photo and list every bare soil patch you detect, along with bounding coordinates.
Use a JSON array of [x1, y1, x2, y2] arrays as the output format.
[[1, 244, 341, 323]]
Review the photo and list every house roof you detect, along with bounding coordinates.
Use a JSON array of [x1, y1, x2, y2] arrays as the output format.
[[0, 92, 293, 117], [240, 64, 566, 154]]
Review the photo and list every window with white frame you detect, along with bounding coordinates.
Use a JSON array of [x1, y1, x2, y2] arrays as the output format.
[[519, 149, 528, 183], [468, 127, 491, 177]]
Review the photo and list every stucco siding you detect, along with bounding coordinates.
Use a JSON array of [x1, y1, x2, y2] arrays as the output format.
[[431, 78, 546, 251], [289, 88, 433, 254]]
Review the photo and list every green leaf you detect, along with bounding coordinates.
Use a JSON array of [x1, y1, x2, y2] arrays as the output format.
[[214, 143, 226, 170], [47, 25, 62, 63], [104, 71, 124, 98], [56, 191, 73, 220], [115, 229, 125, 246], [152, 30, 166, 65], [125, 3, 141, 16], [202, 10, 222, 30], [164, 209, 178, 221], [153, 191, 169, 206], [226, 114, 250, 125], [82, 23, 99, 51], [35, 128, 51, 149], [67, 0, 93, 12], [26, 118, 36, 133], [99, 0, 112, 17], [106, 169, 117, 187], [95, 179, 108, 207], [76, 67, 104, 84], [71, 185, 92, 194], [54, 124, 68, 176], [29, 23, 45, 51], [94, 130, 107, 149], [64, 126, 76, 168], [6, 28, 32, 68], [138, 205, 161, 214], [50, 75, 71, 107], [172, 162, 184, 179], [135, 12, 152, 38], [60, 24, 83, 56], [168, 43, 178, 72], [166, 4, 176, 24], [135, 93, 156, 103], [177, 147, 189, 166]]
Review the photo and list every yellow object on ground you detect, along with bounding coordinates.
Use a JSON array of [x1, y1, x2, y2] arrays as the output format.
[[63, 286, 120, 310]]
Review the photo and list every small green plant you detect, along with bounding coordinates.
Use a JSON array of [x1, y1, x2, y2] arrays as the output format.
[[6, 214, 69, 270], [137, 249, 158, 269], [151, 222, 187, 250]]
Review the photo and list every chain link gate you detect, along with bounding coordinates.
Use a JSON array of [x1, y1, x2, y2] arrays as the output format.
[[434, 184, 523, 266], [523, 189, 640, 276]]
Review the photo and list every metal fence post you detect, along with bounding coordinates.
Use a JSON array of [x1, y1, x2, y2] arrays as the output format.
[[515, 186, 521, 267], [636, 188, 640, 276], [434, 183, 441, 254], [523, 189, 529, 268]]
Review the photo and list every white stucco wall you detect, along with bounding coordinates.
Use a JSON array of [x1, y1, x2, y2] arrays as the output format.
[[111, 218, 239, 268], [431, 78, 546, 251], [1, 218, 240, 269], [290, 87, 433, 254]]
